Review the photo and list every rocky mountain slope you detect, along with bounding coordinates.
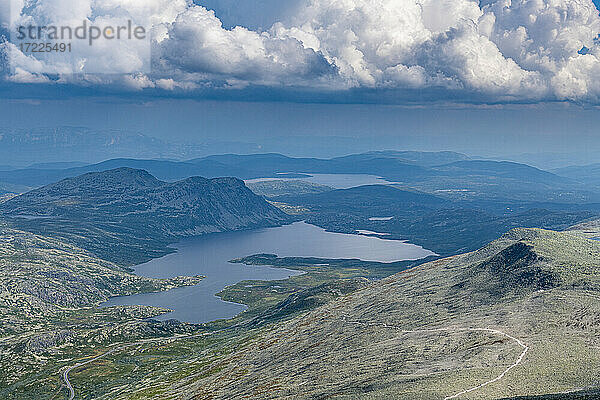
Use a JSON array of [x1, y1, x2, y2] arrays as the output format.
[[0, 225, 201, 338], [0, 168, 291, 265], [0, 224, 206, 390], [179, 228, 600, 399]]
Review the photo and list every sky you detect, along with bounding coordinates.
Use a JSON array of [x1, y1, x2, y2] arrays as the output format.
[[1, 0, 600, 161]]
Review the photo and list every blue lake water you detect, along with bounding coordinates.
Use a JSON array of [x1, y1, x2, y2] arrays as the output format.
[[245, 173, 399, 189], [102, 222, 435, 323]]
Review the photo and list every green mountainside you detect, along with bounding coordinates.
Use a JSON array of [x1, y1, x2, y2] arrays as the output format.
[[0, 224, 203, 389], [175, 228, 600, 399], [0, 225, 200, 337], [1, 162, 600, 399]]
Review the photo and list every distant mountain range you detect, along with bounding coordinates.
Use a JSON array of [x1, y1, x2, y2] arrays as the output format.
[[1, 151, 597, 204], [500, 151, 600, 170], [2, 163, 593, 261], [435, 160, 568, 183], [0, 128, 473, 166], [553, 163, 600, 188], [0, 152, 426, 189], [0, 168, 290, 265], [329, 150, 470, 167], [0, 127, 269, 166], [0, 127, 171, 165]]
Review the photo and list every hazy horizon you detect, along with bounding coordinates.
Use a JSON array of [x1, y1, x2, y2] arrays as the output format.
[[1, 99, 600, 168], [4, 0, 600, 167]]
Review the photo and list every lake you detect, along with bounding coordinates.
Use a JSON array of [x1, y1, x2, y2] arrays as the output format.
[[102, 222, 436, 323], [245, 173, 399, 189]]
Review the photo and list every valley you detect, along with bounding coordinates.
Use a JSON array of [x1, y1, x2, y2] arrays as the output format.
[[102, 221, 434, 323], [6, 0, 600, 395], [18, 225, 600, 400], [1, 152, 600, 399]]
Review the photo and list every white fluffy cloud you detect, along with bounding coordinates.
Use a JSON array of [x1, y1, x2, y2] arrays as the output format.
[[156, 5, 335, 85], [3, 0, 600, 102], [276, 0, 600, 100]]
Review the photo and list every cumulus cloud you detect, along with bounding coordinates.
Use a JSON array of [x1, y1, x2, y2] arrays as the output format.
[[276, 0, 600, 100], [156, 5, 335, 85], [3, 0, 600, 103]]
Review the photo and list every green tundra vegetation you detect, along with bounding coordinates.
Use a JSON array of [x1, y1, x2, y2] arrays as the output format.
[[7, 225, 600, 399], [0, 223, 203, 395], [128, 228, 600, 400], [2, 164, 600, 399]]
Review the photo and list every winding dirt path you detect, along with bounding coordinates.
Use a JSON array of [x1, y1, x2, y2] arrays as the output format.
[[346, 319, 529, 400], [61, 347, 125, 400], [59, 330, 223, 399], [60, 320, 528, 399]]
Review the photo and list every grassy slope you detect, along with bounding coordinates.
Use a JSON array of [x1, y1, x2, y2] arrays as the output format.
[[568, 218, 600, 238], [177, 228, 600, 399], [214, 255, 437, 328], [0, 225, 203, 391], [0, 226, 202, 335], [24, 256, 431, 399]]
